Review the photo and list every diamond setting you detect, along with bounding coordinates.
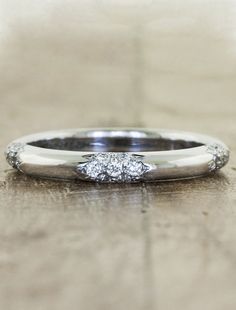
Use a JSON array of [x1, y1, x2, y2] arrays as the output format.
[[5, 143, 24, 169], [77, 153, 150, 182], [207, 143, 229, 172]]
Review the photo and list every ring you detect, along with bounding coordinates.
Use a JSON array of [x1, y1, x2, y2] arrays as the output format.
[[5, 128, 230, 183]]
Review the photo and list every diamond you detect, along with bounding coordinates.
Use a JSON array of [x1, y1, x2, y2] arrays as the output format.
[[207, 143, 229, 172], [84, 160, 103, 178], [77, 153, 150, 182], [123, 157, 144, 177], [5, 143, 24, 169]]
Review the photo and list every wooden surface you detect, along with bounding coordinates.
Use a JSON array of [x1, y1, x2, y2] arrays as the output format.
[[0, 1, 236, 309]]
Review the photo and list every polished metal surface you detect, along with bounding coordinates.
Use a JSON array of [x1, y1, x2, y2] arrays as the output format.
[[5, 128, 230, 182]]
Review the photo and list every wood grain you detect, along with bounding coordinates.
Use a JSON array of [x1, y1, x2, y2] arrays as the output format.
[[0, 1, 236, 309]]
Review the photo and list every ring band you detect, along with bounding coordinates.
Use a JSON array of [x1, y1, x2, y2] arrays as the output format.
[[5, 128, 230, 183]]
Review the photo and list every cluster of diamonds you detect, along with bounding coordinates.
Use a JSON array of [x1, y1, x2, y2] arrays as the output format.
[[77, 153, 150, 182], [5, 142, 24, 169], [207, 143, 229, 172]]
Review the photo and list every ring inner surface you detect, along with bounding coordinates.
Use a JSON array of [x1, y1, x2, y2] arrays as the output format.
[[29, 137, 203, 152]]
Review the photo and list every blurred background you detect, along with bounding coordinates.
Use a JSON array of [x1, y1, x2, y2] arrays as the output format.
[[0, 0, 236, 143]]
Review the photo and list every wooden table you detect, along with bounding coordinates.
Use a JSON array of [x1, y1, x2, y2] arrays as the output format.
[[0, 1, 236, 309]]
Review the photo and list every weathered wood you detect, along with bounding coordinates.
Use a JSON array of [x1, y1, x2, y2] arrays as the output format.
[[0, 1, 236, 309]]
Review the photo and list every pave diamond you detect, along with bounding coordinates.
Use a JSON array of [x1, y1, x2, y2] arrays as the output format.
[[5, 143, 24, 169], [207, 143, 229, 172], [77, 153, 150, 182]]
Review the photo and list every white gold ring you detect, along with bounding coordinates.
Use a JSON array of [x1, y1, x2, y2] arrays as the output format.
[[5, 128, 230, 183]]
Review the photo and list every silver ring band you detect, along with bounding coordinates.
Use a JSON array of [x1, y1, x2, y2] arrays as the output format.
[[5, 128, 230, 183]]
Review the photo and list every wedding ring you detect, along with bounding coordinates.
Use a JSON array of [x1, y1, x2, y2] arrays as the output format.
[[5, 128, 229, 183]]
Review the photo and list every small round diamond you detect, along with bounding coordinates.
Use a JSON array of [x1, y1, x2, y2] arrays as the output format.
[[123, 158, 143, 177], [106, 155, 123, 178], [84, 160, 103, 178]]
